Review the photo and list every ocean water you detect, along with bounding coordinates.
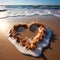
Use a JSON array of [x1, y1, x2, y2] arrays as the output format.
[[0, 5, 60, 18]]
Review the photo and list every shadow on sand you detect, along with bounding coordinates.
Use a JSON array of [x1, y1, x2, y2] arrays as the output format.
[[37, 30, 58, 60], [11, 24, 58, 60], [22, 30, 58, 60]]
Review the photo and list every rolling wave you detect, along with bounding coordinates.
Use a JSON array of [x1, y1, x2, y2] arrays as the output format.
[[0, 5, 60, 19]]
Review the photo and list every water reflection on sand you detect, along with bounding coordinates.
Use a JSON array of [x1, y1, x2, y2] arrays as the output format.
[[0, 19, 9, 34], [0, 17, 38, 37]]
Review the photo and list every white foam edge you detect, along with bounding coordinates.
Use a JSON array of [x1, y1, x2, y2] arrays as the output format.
[[8, 27, 52, 57]]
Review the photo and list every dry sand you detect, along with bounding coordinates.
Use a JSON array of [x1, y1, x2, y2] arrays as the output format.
[[0, 15, 60, 60]]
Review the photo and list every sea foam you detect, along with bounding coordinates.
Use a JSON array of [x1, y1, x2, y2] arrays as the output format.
[[8, 27, 52, 57], [0, 5, 60, 18]]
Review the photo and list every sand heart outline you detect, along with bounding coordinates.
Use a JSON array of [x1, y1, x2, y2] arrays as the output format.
[[9, 22, 46, 50]]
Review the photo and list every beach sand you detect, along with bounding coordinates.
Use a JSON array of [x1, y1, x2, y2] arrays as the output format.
[[0, 15, 60, 60]]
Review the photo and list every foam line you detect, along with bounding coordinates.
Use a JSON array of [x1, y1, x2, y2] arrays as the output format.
[[8, 27, 52, 57]]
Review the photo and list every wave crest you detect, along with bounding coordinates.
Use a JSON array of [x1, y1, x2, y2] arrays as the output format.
[[0, 7, 60, 18]]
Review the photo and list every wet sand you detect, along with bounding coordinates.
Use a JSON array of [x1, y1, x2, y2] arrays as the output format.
[[0, 15, 60, 60]]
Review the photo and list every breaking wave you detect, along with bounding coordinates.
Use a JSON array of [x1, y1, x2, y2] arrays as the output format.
[[0, 5, 60, 19]]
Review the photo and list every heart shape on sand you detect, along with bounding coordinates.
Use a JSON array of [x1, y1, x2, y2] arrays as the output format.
[[8, 22, 52, 57]]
